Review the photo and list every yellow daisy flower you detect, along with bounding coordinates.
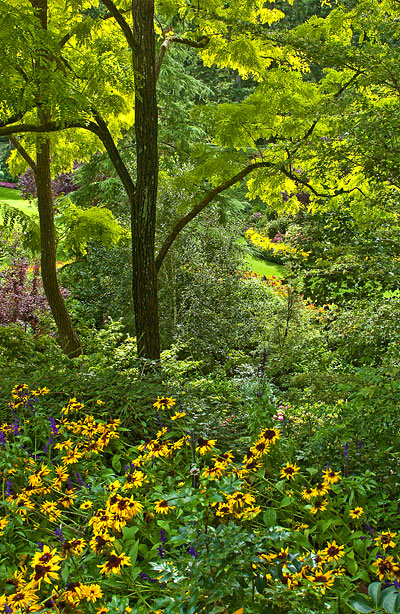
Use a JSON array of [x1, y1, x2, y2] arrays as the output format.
[[154, 500, 175, 514], [98, 551, 131, 576], [280, 462, 300, 480], [349, 507, 364, 519], [153, 397, 176, 410]]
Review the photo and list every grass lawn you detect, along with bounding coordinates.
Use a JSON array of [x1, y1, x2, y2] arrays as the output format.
[[244, 253, 284, 277], [0, 187, 37, 216], [238, 235, 285, 277]]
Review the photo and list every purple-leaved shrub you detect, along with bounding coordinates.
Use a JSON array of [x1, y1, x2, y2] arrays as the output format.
[[0, 257, 49, 331], [18, 164, 80, 200]]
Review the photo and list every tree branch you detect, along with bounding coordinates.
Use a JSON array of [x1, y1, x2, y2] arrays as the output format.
[[0, 121, 91, 136], [155, 161, 271, 271], [101, 0, 135, 49], [280, 166, 366, 198], [90, 111, 136, 204], [0, 112, 25, 130], [155, 35, 209, 81], [9, 136, 36, 171]]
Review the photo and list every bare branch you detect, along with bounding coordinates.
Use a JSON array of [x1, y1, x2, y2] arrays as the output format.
[[155, 161, 271, 271], [0, 112, 25, 129], [101, 0, 135, 49], [9, 136, 36, 171], [155, 35, 209, 81], [90, 110, 136, 203], [0, 121, 92, 136], [280, 167, 366, 198]]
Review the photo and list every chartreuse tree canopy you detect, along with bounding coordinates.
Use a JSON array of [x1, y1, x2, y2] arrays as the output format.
[[1, 0, 390, 357]]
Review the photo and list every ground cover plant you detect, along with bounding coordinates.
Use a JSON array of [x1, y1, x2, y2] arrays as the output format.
[[1, 386, 399, 614]]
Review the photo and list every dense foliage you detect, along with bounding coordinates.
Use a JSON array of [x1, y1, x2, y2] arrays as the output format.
[[1, 0, 400, 611]]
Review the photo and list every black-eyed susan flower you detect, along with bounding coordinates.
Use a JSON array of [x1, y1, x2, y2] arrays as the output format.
[[322, 468, 341, 485], [61, 539, 86, 556], [281, 570, 301, 589], [80, 500, 93, 510], [108, 494, 143, 520], [215, 502, 233, 517], [76, 584, 103, 602], [89, 533, 115, 553], [280, 461, 300, 480], [322, 540, 344, 562], [349, 507, 364, 519], [202, 464, 224, 479], [31, 386, 50, 396], [260, 427, 280, 445], [30, 559, 61, 587], [307, 568, 336, 593], [52, 465, 69, 486], [107, 480, 121, 493], [250, 439, 270, 457], [58, 491, 76, 509], [310, 499, 329, 514], [196, 437, 216, 455], [228, 490, 256, 508], [0, 516, 9, 534], [28, 463, 51, 487], [237, 505, 261, 520], [8, 587, 39, 610], [171, 411, 186, 420], [62, 581, 82, 605], [301, 487, 314, 501], [31, 545, 62, 568], [89, 509, 114, 533], [62, 398, 85, 415], [98, 551, 131, 576], [293, 522, 309, 531], [147, 440, 169, 458], [154, 500, 175, 514], [153, 397, 176, 410], [311, 482, 330, 497], [372, 556, 399, 581], [123, 470, 147, 490], [61, 448, 84, 465], [40, 501, 61, 521], [375, 531, 397, 550]]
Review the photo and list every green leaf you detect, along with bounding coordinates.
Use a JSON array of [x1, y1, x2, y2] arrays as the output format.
[[122, 526, 139, 541], [128, 539, 140, 568], [321, 518, 335, 532], [111, 453, 121, 472], [348, 596, 374, 613], [346, 556, 358, 575], [279, 496, 292, 507], [255, 575, 267, 594], [293, 532, 310, 549], [382, 590, 398, 614], [368, 582, 381, 607], [263, 509, 277, 527]]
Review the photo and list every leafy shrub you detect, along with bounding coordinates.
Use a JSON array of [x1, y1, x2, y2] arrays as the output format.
[[18, 165, 80, 200], [0, 256, 49, 330]]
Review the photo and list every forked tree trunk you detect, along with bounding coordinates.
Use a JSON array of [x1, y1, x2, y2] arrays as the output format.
[[131, 0, 160, 360]]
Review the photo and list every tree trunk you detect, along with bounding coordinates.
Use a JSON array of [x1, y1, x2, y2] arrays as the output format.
[[131, 0, 160, 360], [34, 132, 82, 357], [31, 0, 81, 357]]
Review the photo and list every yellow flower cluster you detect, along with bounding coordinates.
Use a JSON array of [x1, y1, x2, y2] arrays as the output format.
[[245, 227, 310, 259]]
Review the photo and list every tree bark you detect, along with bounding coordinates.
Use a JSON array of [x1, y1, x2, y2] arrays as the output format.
[[131, 0, 160, 360], [34, 131, 82, 357], [31, 0, 81, 357]]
